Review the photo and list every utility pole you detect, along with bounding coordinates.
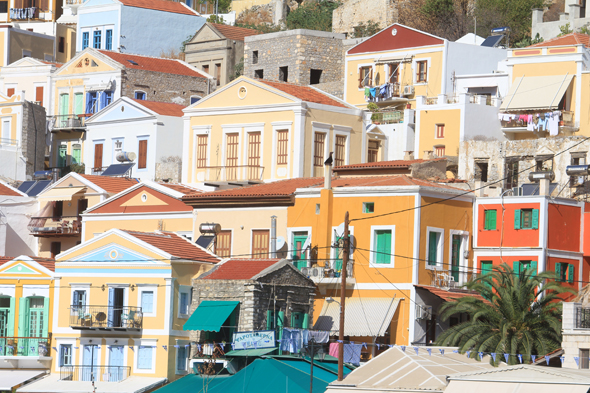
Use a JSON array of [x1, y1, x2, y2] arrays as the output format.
[[338, 211, 349, 381]]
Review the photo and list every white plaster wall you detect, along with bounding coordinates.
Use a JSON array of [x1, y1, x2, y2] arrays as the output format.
[[0, 195, 38, 256], [155, 115, 185, 164], [0, 148, 25, 182], [454, 73, 510, 99], [462, 100, 505, 142], [380, 109, 415, 161]]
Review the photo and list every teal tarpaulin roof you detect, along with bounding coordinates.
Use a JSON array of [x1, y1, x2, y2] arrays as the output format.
[[154, 374, 230, 393], [225, 347, 278, 357], [183, 300, 239, 332]]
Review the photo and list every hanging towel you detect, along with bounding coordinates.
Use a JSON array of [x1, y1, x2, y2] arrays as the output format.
[[281, 328, 302, 353], [548, 111, 560, 136], [379, 83, 388, 96], [309, 330, 330, 344], [329, 342, 339, 357], [343, 344, 362, 366], [370, 87, 377, 98], [364, 87, 370, 98], [526, 115, 534, 131]]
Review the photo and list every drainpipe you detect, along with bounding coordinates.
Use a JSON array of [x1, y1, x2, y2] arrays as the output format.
[[270, 215, 277, 258]]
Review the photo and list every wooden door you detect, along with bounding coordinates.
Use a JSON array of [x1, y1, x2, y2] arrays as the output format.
[[93, 143, 103, 170]]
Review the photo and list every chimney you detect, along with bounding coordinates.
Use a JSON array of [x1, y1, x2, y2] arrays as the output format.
[[270, 215, 277, 258], [51, 168, 60, 183], [540, 178, 550, 196], [404, 151, 414, 160], [423, 150, 433, 160]]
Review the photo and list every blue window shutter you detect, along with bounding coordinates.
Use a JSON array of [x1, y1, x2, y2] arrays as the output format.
[[568, 264, 575, 284], [532, 209, 539, 229], [106, 30, 113, 50], [176, 346, 186, 371], [514, 209, 521, 229], [82, 32, 89, 49], [142, 291, 153, 313], [59, 346, 64, 367], [99, 92, 107, 110], [138, 346, 152, 369], [85, 93, 93, 114], [555, 262, 562, 281]]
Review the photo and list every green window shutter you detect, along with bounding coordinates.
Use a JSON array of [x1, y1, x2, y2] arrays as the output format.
[[302, 313, 309, 329], [484, 211, 489, 230], [42, 297, 49, 338], [277, 311, 284, 327], [513, 261, 520, 276], [489, 210, 497, 230], [514, 209, 521, 229], [17, 298, 29, 337], [481, 261, 492, 275], [532, 209, 539, 229], [555, 262, 562, 281], [530, 260, 538, 276], [375, 230, 391, 264], [428, 232, 438, 265], [568, 264, 575, 284], [7, 297, 15, 337], [266, 310, 274, 330]]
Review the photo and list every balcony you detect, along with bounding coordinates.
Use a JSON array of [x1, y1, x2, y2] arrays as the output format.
[[28, 216, 82, 237], [69, 306, 143, 331], [365, 82, 410, 107], [60, 365, 130, 382], [199, 165, 264, 182], [501, 111, 575, 134], [50, 114, 88, 133], [422, 93, 498, 107], [0, 337, 51, 357], [0, 137, 17, 147], [371, 109, 404, 125]]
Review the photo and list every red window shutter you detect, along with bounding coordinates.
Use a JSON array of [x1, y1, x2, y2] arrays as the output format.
[[94, 143, 103, 170], [35, 86, 43, 106], [40, 0, 48, 11], [138, 140, 147, 169], [6, 88, 14, 97]]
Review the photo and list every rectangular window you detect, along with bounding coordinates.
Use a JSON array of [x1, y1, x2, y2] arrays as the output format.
[[279, 66, 288, 82], [197, 135, 208, 168], [359, 66, 372, 88], [0, 1, 7, 13], [134, 91, 146, 100], [35, 86, 44, 107], [484, 209, 496, 230], [137, 346, 153, 369], [1, 119, 9, 141], [363, 202, 374, 213], [176, 345, 187, 372], [93, 30, 101, 49], [104, 91, 113, 107], [73, 290, 86, 311], [513, 260, 538, 276], [252, 51, 258, 64], [313, 133, 325, 167], [94, 143, 103, 170], [179, 292, 190, 315], [72, 144, 81, 164], [247, 132, 261, 180], [141, 291, 153, 314], [277, 130, 288, 165], [335, 135, 346, 167], [310, 69, 322, 85], [215, 63, 221, 86], [292, 232, 308, 268], [215, 230, 231, 258], [505, 160, 519, 189], [254, 69, 263, 79], [58, 145, 67, 167], [252, 229, 269, 258], [434, 146, 445, 157], [374, 230, 392, 264], [388, 62, 399, 83], [105, 30, 113, 50], [6, 88, 14, 97], [416, 60, 427, 83], [50, 242, 61, 258], [82, 32, 89, 49], [476, 161, 488, 182], [85, 92, 98, 114], [226, 133, 239, 181], [202, 64, 209, 74], [580, 349, 589, 369], [427, 231, 440, 266], [58, 37, 65, 53], [514, 208, 538, 230], [59, 344, 72, 367], [556, 262, 575, 283], [138, 139, 148, 169], [436, 124, 444, 138]]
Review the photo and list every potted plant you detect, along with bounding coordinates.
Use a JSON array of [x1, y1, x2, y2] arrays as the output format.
[[367, 102, 380, 124]]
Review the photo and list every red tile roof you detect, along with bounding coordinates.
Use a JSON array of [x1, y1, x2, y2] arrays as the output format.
[[416, 285, 486, 302], [210, 23, 260, 41], [528, 33, 590, 48], [98, 50, 208, 78], [258, 80, 348, 108], [132, 99, 185, 117], [118, 0, 197, 15], [0, 256, 55, 271], [184, 177, 324, 199], [40, 60, 62, 68], [79, 174, 138, 194], [124, 230, 220, 263], [323, 175, 468, 191], [334, 158, 444, 170], [201, 258, 280, 280], [0, 182, 24, 196], [159, 183, 202, 195]]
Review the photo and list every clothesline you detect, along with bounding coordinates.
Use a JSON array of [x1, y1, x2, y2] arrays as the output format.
[[9, 7, 37, 19], [365, 83, 396, 103], [498, 111, 561, 136]]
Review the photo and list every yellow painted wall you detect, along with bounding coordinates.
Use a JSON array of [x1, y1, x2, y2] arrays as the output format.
[[8, 30, 54, 66], [511, 61, 577, 79], [231, 0, 272, 15], [0, 105, 19, 142], [580, 73, 590, 137], [84, 218, 193, 241], [417, 108, 461, 157], [345, 47, 444, 109]]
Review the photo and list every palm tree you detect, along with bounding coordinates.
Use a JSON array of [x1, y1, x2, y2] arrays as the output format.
[[435, 263, 576, 365]]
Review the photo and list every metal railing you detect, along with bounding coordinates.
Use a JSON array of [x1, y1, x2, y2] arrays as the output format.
[[200, 165, 264, 182], [69, 305, 143, 329], [501, 111, 575, 129], [576, 306, 590, 329], [192, 342, 231, 358], [60, 365, 130, 382], [28, 215, 82, 236], [0, 336, 51, 356], [0, 138, 17, 146], [372, 109, 404, 124], [51, 114, 87, 131]]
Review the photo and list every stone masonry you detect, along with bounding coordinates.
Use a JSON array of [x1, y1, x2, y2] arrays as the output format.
[[332, 0, 398, 37], [189, 261, 316, 345], [120, 67, 212, 106], [21, 101, 46, 180], [244, 29, 346, 86]]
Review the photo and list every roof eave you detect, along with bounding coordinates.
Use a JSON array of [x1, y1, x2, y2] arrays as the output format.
[[182, 195, 295, 207]]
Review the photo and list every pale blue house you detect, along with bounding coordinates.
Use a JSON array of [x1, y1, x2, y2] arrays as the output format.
[[76, 0, 205, 56]]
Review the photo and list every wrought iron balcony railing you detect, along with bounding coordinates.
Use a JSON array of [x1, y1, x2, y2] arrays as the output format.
[[69, 305, 143, 330], [60, 365, 130, 382], [51, 114, 88, 132], [28, 215, 82, 237], [0, 336, 51, 357]]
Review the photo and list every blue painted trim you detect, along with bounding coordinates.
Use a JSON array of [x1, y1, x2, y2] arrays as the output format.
[[55, 268, 171, 274]]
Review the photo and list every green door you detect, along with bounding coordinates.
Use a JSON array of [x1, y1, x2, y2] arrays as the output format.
[[334, 236, 343, 274], [292, 233, 308, 270], [58, 93, 69, 128], [74, 93, 84, 115], [72, 144, 81, 164], [26, 298, 46, 356], [58, 145, 67, 167], [451, 235, 461, 282]]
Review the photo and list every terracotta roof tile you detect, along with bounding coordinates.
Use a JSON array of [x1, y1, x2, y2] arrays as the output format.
[[201, 258, 280, 280], [183, 177, 324, 199], [0, 182, 24, 196], [79, 174, 138, 194], [334, 158, 444, 170], [210, 23, 260, 41], [0, 256, 55, 271], [124, 230, 221, 263], [98, 50, 208, 78], [322, 175, 469, 191], [528, 33, 590, 48], [258, 80, 348, 108], [416, 285, 486, 302], [132, 99, 185, 117], [40, 60, 62, 68], [159, 183, 202, 195], [118, 0, 198, 15]]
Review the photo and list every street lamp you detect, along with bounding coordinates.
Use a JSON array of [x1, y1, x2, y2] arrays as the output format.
[[300, 338, 326, 393]]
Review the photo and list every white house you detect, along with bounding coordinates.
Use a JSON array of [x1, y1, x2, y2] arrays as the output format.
[[0, 181, 38, 257], [83, 97, 186, 182]]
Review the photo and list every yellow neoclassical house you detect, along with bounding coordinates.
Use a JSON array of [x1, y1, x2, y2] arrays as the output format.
[[181, 76, 370, 186], [19, 229, 221, 393]]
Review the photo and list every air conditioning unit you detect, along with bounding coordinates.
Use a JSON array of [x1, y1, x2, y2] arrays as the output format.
[[415, 305, 432, 320], [310, 267, 321, 277], [403, 85, 414, 96], [512, 186, 523, 196], [301, 267, 310, 277]]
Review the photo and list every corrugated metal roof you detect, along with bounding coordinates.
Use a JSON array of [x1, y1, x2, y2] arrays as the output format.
[[313, 297, 401, 337]]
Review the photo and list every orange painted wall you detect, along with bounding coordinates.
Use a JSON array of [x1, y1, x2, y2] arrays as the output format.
[[546, 256, 578, 301], [547, 203, 581, 252], [584, 205, 590, 256], [476, 255, 539, 272], [476, 203, 540, 248]]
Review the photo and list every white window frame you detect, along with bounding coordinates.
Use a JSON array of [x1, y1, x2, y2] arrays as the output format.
[[70, 284, 90, 315], [425, 226, 444, 270], [413, 58, 431, 85], [54, 338, 77, 372], [357, 63, 375, 90], [330, 225, 355, 271], [271, 121, 292, 181], [448, 230, 469, 285], [137, 285, 157, 317], [175, 339, 190, 375], [136, 135, 149, 172], [221, 125, 243, 175], [369, 225, 396, 268], [133, 339, 157, 374], [1, 116, 11, 143], [310, 122, 330, 172], [332, 125, 352, 166], [286, 227, 312, 261], [177, 285, 191, 319]]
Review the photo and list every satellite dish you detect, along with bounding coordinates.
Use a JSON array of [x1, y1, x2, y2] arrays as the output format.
[[276, 236, 287, 251]]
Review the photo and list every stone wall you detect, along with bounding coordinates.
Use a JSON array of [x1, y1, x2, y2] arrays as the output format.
[[155, 156, 182, 182], [562, 302, 590, 369], [21, 101, 46, 180], [332, 0, 398, 37], [244, 29, 347, 85], [121, 68, 211, 106]]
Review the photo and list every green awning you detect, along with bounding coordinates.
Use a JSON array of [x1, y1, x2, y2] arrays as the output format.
[[183, 300, 240, 331], [154, 373, 231, 393], [225, 347, 278, 357]]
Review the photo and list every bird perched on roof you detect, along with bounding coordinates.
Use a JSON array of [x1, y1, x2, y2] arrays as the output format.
[[324, 152, 334, 166]]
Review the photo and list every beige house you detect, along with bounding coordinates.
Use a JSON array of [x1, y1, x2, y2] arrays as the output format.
[[182, 76, 370, 185], [184, 23, 259, 88], [0, 25, 55, 67]]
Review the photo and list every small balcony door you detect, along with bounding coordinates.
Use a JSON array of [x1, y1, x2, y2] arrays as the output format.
[[226, 133, 239, 181], [451, 235, 461, 283], [108, 345, 125, 382], [247, 132, 260, 180], [82, 345, 99, 381], [26, 297, 45, 356], [107, 288, 125, 328]]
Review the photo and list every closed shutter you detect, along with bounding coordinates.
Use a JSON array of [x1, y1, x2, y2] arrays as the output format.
[[176, 346, 186, 371], [514, 209, 521, 229], [138, 140, 147, 169], [375, 230, 391, 264], [555, 262, 562, 281], [18, 297, 29, 337], [513, 261, 520, 276], [428, 232, 437, 265], [7, 297, 15, 337], [568, 264, 575, 284], [252, 229, 269, 258], [530, 260, 538, 276], [266, 310, 274, 329], [74, 93, 84, 115], [141, 291, 153, 313], [6, 88, 14, 97], [42, 297, 49, 337], [215, 230, 231, 257], [488, 210, 496, 230], [35, 86, 43, 106], [137, 346, 152, 369], [484, 210, 489, 230], [532, 209, 539, 229], [94, 143, 103, 169]]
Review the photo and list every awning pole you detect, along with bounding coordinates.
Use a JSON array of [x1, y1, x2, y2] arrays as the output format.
[[503, 75, 524, 111], [549, 72, 569, 109]]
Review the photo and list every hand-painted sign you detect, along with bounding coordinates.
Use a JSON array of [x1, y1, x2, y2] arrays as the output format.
[[232, 330, 275, 350]]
